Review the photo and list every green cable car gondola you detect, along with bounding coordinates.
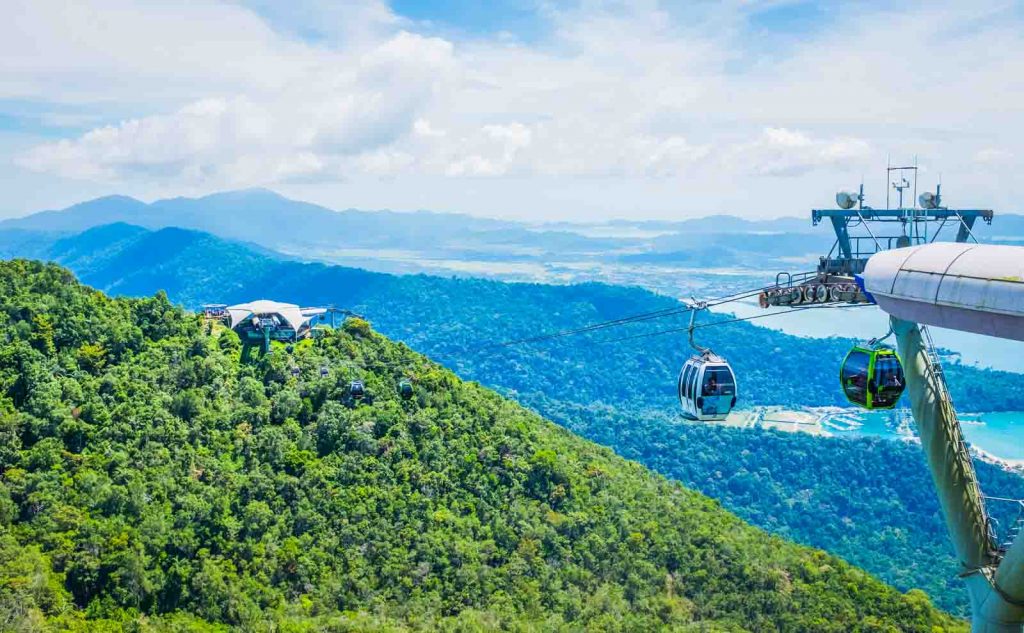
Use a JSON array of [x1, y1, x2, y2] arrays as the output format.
[[840, 345, 906, 410], [398, 379, 414, 400]]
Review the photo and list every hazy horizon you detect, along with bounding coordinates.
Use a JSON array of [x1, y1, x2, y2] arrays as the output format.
[[6, 186, 826, 225]]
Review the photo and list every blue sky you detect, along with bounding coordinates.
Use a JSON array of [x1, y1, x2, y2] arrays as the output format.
[[391, 0, 831, 41], [1, 0, 1021, 220], [391, 0, 552, 40]]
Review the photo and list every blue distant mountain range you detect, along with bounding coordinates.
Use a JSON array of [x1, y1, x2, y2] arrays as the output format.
[[8, 189, 1018, 275]]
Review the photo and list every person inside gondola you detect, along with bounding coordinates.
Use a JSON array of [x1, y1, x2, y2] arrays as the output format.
[[885, 372, 903, 389], [703, 374, 718, 396], [877, 369, 904, 405]]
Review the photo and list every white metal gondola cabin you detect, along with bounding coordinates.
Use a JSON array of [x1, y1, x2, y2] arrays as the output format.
[[677, 352, 737, 421]]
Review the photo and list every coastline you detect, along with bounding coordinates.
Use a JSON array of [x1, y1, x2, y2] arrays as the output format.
[[972, 446, 1024, 475], [717, 406, 1024, 472]]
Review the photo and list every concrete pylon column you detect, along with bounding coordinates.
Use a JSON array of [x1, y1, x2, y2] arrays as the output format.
[[892, 317, 1024, 631], [992, 535, 1024, 625]]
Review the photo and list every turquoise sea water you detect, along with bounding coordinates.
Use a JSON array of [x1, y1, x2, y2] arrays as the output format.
[[959, 412, 1024, 461], [839, 409, 1024, 461]]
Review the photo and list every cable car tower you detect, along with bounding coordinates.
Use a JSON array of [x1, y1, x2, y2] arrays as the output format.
[[773, 165, 1022, 631], [759, 161, 993, 308]]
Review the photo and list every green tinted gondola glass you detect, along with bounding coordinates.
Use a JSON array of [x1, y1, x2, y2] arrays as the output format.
[[399, 379, 414, 399], [840, 346, 905, 410]]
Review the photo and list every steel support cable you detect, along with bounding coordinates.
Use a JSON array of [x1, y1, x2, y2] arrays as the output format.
[[487, 281, 810, 349], [599, 304, 872, 344], [483, 305, 695, 349], [856, 209, 883, 252], [494, 284, 810, 348], [486, 294, 737, 348]]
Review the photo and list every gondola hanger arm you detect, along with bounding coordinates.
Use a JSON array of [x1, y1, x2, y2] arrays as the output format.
[[687, 300, 710, 355], [868, 322, 895, 348]]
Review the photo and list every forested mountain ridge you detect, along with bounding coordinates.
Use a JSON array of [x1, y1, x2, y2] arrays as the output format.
[[5, 224, 1024, 615], [0, 261, 965, 631], [6, 190, 1023, 276]]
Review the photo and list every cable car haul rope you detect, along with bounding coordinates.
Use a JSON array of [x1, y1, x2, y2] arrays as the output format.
[[488, 278, 881, 421]]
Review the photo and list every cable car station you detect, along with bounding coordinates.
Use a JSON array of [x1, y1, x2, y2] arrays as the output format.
[[217, 299, 328, 354]]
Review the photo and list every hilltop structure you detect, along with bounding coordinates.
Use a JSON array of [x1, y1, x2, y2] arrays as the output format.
[[223, 299, 326, 352]]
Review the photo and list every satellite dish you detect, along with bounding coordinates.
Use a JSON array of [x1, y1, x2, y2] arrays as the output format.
[[919, 191, 938, 209], [836, 191, 858, 210]]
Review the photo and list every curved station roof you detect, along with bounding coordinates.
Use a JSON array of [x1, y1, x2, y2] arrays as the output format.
[[863, 243, 1024, 341], [226, 300, 325, 332]]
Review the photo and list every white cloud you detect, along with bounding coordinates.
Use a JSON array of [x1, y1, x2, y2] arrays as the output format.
[[444, 123, 532, 177], [17, 29, 456, 185], [4, 0, 1024, 219], [725, 127, 871, 177], [1, 0, 324, 103], [974, 148, 1014, 166]]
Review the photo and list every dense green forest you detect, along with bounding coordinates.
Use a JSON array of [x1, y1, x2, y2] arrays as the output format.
[[520, 396, 1024, 615], [0, 261, 967, 630], [8, 224, 1024, 615]]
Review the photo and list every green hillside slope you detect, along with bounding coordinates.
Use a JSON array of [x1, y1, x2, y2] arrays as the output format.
[[0, 261, 964, 631]]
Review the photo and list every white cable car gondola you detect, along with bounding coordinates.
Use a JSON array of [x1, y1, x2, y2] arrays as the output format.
[[677, 307, 738, 421]]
